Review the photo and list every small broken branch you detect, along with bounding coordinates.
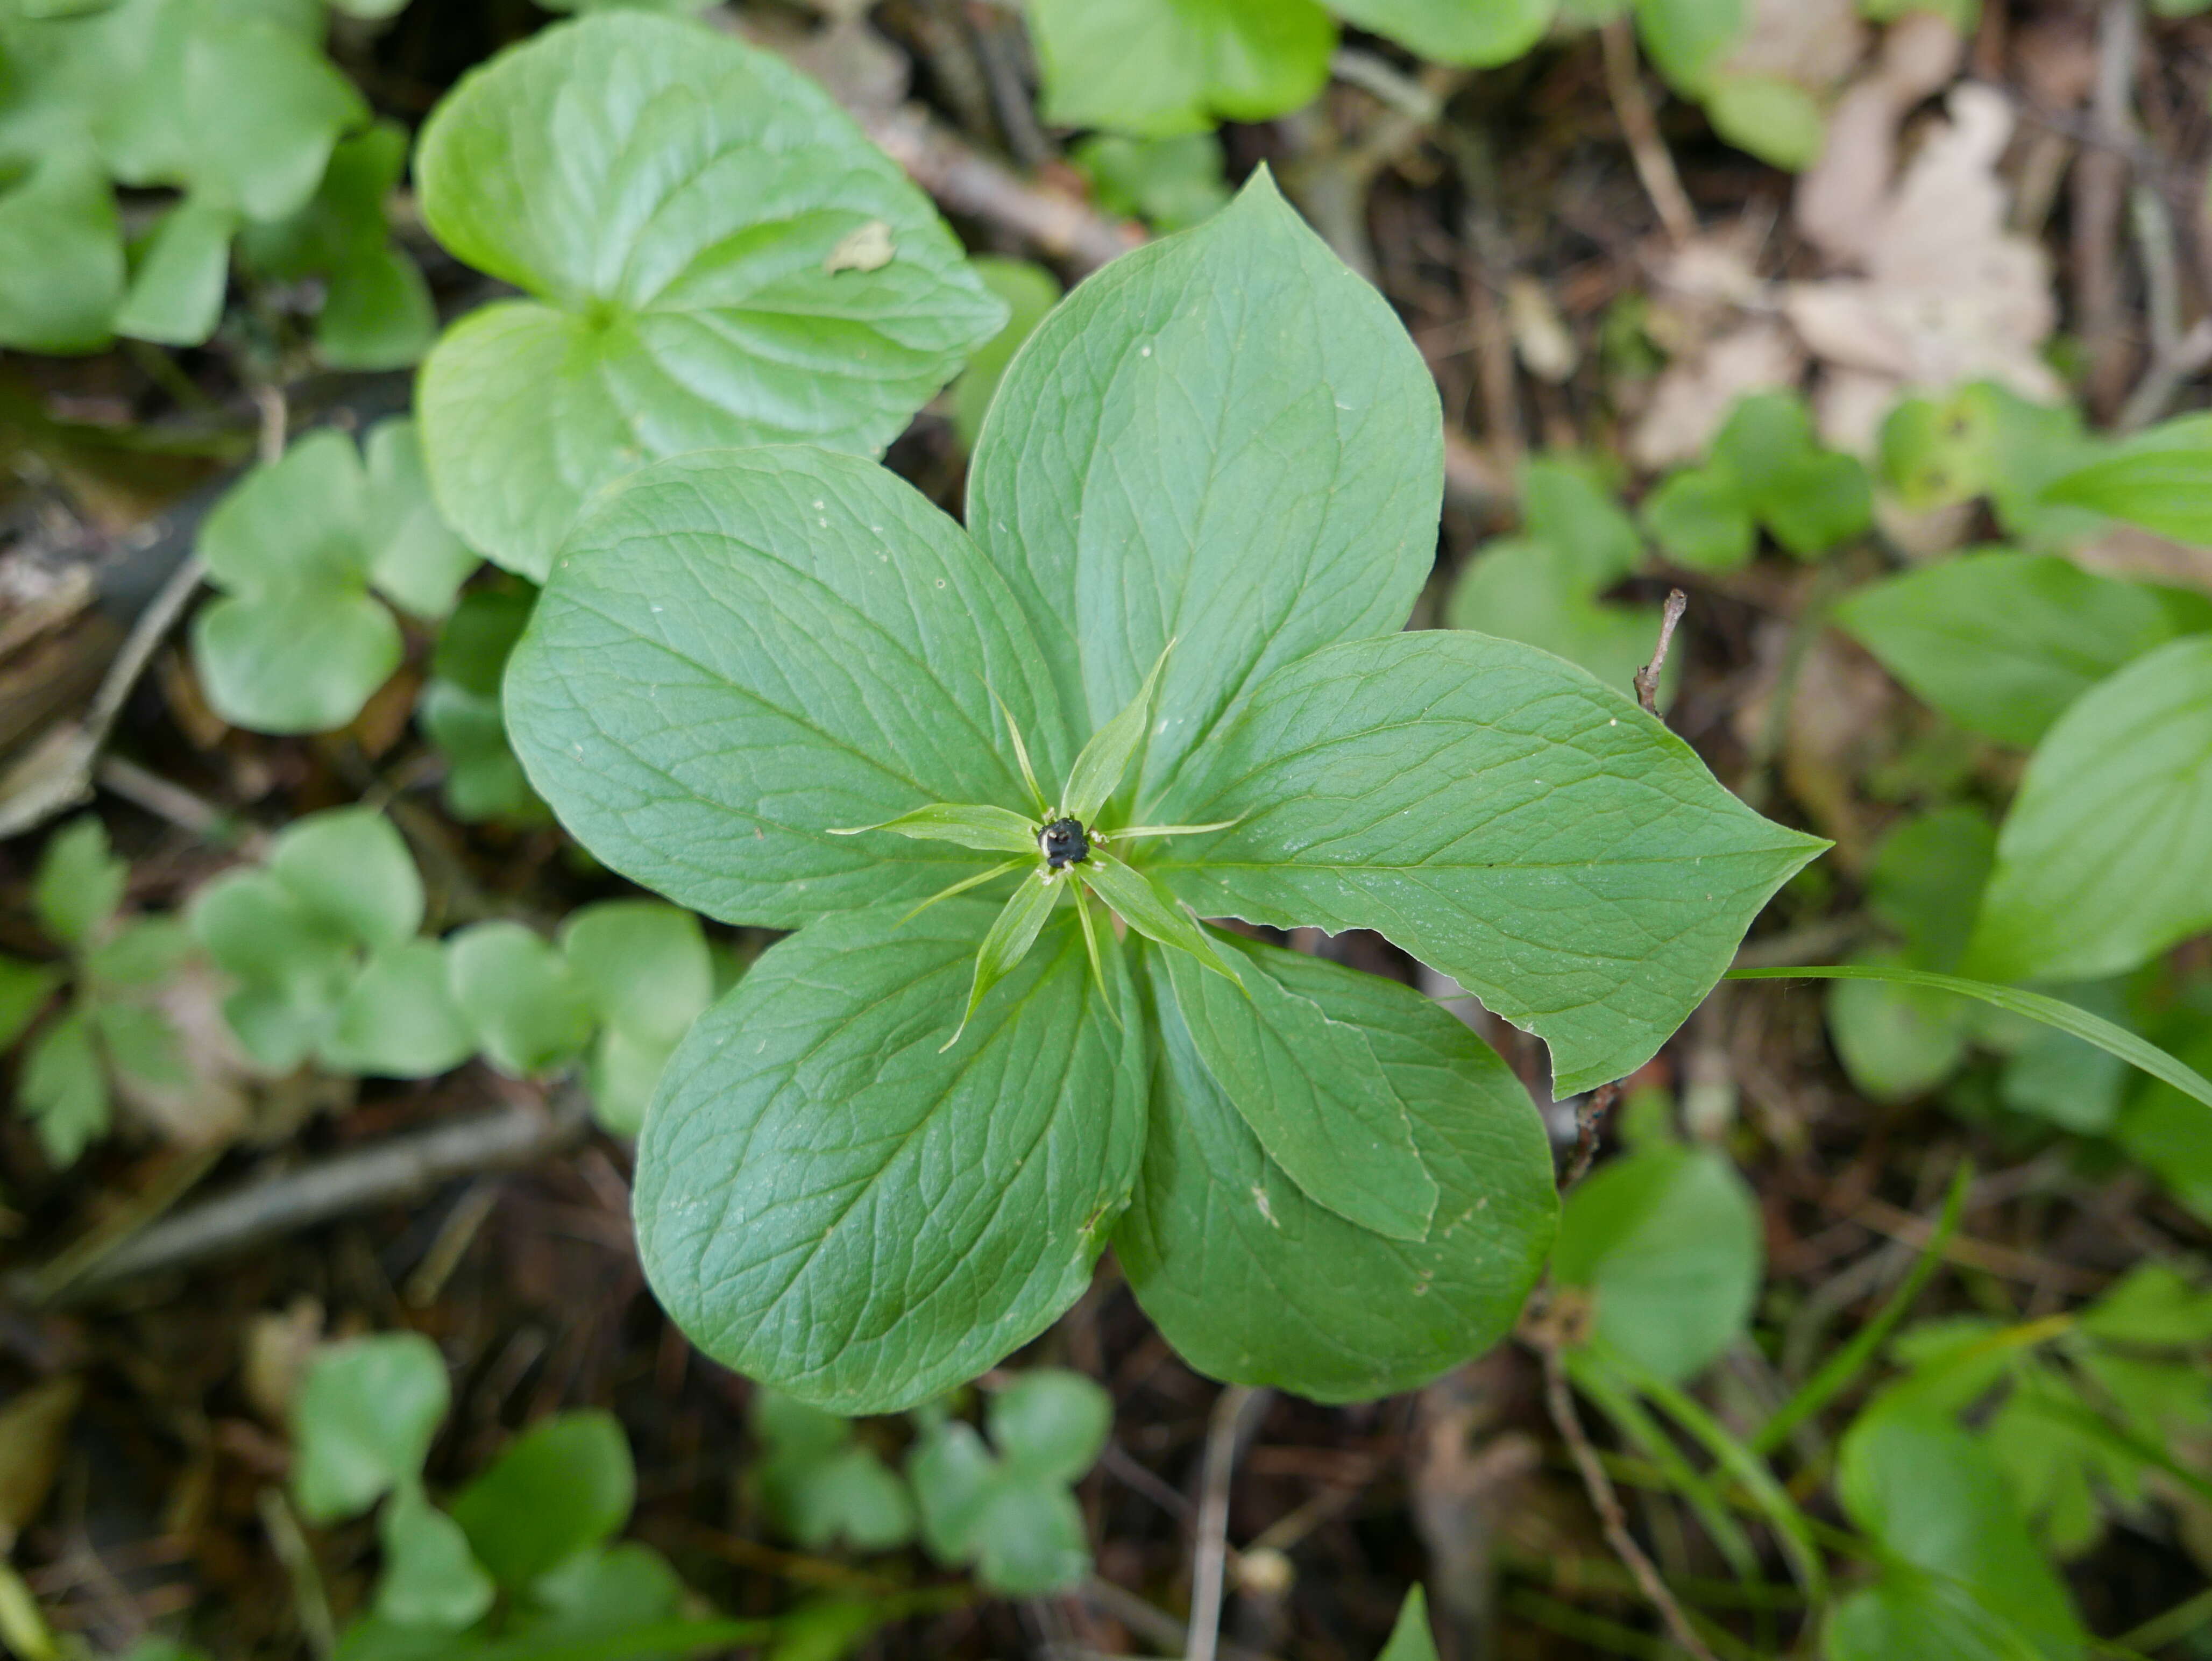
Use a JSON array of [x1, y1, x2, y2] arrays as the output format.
[[1540, 1346, 1721, 1661], [1634, 588, 1688, 716], [1186, 1385, 1272, 1661], [23, 1083, 592, 1303], [1563, 1081, 1622, 1190], [860, 104, 1143, 273], [1599, 22, 1697, 247]]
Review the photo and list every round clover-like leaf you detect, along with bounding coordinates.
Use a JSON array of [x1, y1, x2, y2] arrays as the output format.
[[292, 1333, 449, 1524], [968, 172, 1443, 804], [1116, 940, 1557, 1402], [321, 942, 477, 1080], [1028, 0, 1336, 137], [268, 806, 424, 953], [449, 1411, 634, 1591], [635, 900, 1145, 1414], [1551, 1140, 1763, 1385], [1329, 0, 1555, 66], [191, 424, 473, 735], [445, 922, 595, 1078], [415, 11, 1006, 578], [505, 446, 1071, 929]]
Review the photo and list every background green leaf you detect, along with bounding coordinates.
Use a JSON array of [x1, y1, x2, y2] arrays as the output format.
[[292, 1333, 450, 1524], [444, 922, 594, 1077], [1966, 637, 2212, 982], [1834, 551, 2211, 748], [449, 1413, 634, 1591], [1027, 0, 1335, 136], [1551, 1140, 1763, 1384]]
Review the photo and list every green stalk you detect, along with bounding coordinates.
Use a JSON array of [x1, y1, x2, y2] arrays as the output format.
[[1751, 1161, 1971, 1456]]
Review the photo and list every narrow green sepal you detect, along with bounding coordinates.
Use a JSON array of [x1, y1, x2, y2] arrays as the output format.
[[1079, 851, 1242, 991], [829, 803, 1039, 855], [995, 690, 1051, 818], [899, 859, 1026, 926], [943, 869, 1065, 1050], [1099, 819, 1243, 842], [1060, 640, 1174, 823], [1069, 883, 1121, 1030]]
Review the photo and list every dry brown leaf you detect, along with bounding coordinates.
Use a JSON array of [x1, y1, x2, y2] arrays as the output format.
[[1630, 320, 1807, 470], [1728, 0, 1869, 89], [1796, 14, 1965, 266], [1787, 84, 2061, 452], [112, 961, 254, 1149], [0, 1379, 81, 1555], [243, 1297, 325, 1426]]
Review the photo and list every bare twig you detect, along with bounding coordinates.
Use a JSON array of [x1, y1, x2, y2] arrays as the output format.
[[1634, 589, 1689, 716], [1539, 1347, 1721, 1661], [1187, 1386, 1271, 1661], [1082, 1578, 1277, 1661], [860, 104, 1142, 272], [1562, 1082, 1622, 1189], [1599, 22, 1696, 247], [257, 1488, 336, 1658], [21, 1083, 593, 1302]]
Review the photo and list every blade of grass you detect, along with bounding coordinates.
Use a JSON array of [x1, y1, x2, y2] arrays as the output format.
[[1750, 1161, 1971, 1456], [1598, 1352, 1830, 1606], [1566, 1351, 1766, 1586], [1728, 966, 2212, 1109]]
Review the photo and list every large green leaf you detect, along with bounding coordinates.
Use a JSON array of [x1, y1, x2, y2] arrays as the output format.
[[634, 900, 1145, 1412], [1158, 631, 1826, 1094], [966, 173, 1443, 805], [1965, 637, 2212, 982], [1161, 940, 1436, 1240], [1026, 0, 1336, 137], [1833, 551, 2212, 748], [1115, 941, 1556, 1402], [1329, 0, 1554, 65], [505, 448, 1070, 929], [415, 11, 1004, 578]]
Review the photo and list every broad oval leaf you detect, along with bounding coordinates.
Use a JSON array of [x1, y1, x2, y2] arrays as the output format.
[[449, 1412, 635, 1591], [1115, 941, 1556, 1402], [1965, 636, 2212, 983], [967, 172, 1443, 803], [506, 447, 1070, 929], [634, 899, 1145, 1413], [1027, 0, 1336, 137], [292, 1333, 449, 1524], [1158, 631, 1826, 1094], [1826, 1409, 2086, 1661], [1833, 550, 2211, 749], [1550, 1140, 1763, 1385], [1329, 0, 1554, 66], [1161, 940, 1437, 1240], [445, 922, 595, 1077], [416, 11, 1005, 578]]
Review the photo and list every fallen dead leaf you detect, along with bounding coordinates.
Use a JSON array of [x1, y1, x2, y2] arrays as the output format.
[[0, 1379, 81, 1555]]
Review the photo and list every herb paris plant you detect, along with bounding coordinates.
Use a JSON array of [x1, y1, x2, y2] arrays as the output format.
[[506, 174, 1824, 1411]]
